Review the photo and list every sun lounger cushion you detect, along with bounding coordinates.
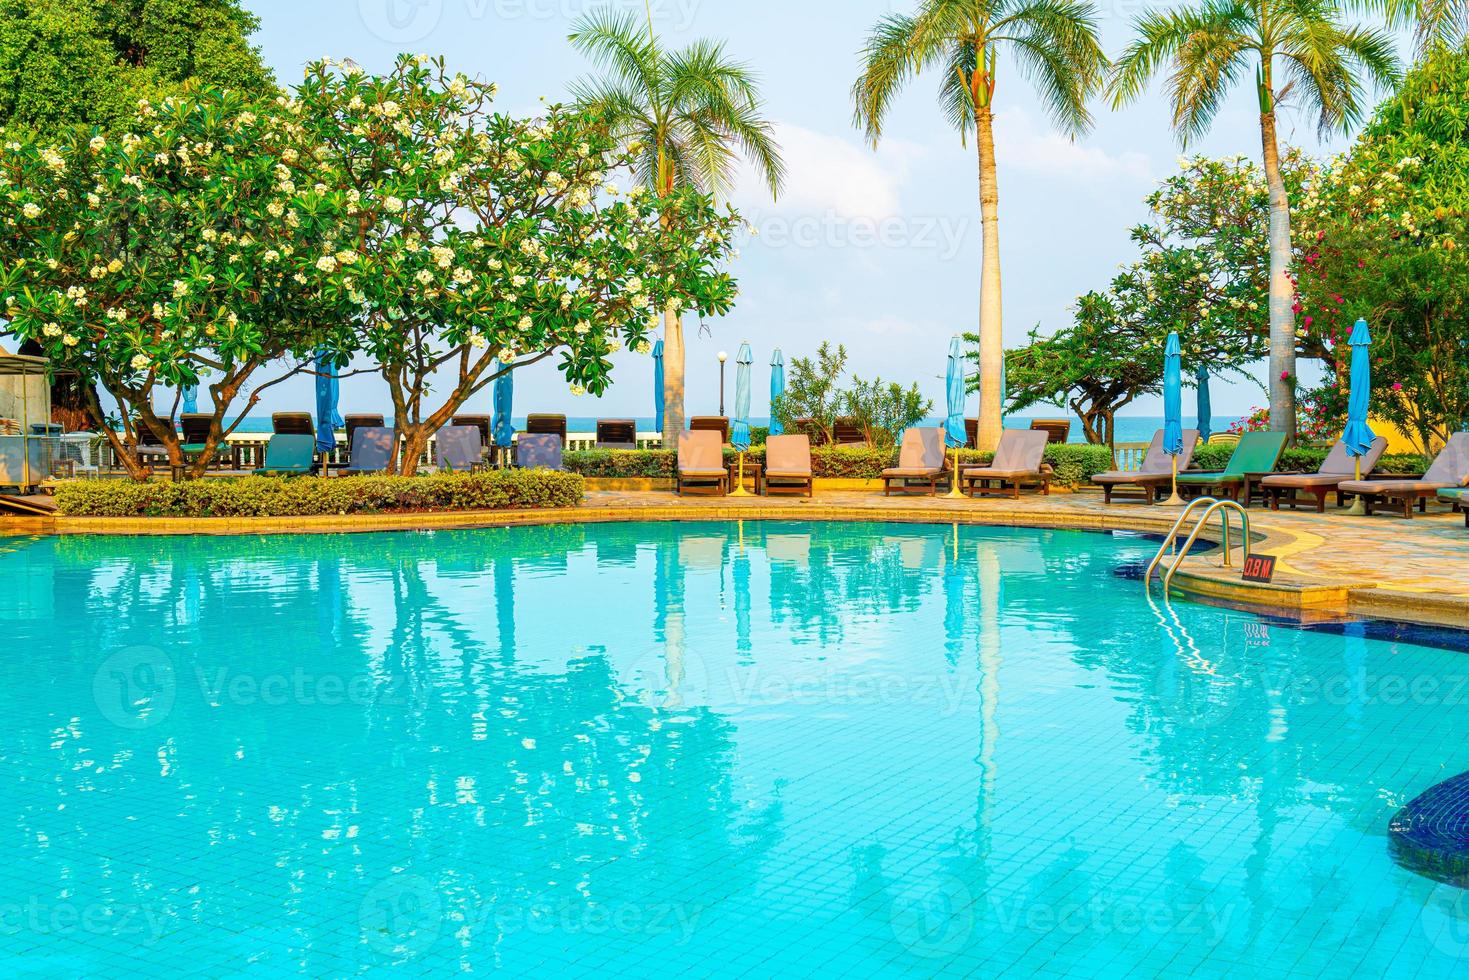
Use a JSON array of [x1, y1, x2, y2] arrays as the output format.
[[764, 434, 811, 477], [344, 427, 397, 473], [881, 427, 944, 477], [517, 432, 564, 470], [1176, 431, 1286, 484], [436, 425, 483, 472], [1261, 436, 1388, 489], [1340, 432, 1469, 496], [962, 430, 1048, 478], [678, 430, 725, 474], [1092, 429, 1201, 483]]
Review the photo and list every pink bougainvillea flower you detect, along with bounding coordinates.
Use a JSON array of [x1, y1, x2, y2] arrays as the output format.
[[1392, 382, 1403, 391], [1304, 315, 1313, 326]]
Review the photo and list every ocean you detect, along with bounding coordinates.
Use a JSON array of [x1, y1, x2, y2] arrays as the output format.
[[222, 415, 1239, 443]]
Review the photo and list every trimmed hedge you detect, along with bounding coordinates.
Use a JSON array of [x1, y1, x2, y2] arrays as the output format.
[[564, 443, 1115, 488], [53, 470, 585, 518], [1189, 443, 1429, 475]]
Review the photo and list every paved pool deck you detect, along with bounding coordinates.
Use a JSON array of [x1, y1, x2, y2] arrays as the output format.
[[4, 487, 1467, 628]]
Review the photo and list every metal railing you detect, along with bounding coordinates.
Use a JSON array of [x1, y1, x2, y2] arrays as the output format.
[[1144, 496, 1252, 594]]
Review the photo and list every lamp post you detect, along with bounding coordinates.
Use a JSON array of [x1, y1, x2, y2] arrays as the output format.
[[717, 350, 728, 416]]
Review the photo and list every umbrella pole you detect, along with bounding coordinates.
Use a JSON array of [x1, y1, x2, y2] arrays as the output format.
[[729, 451, 752, 497], [1345, 456, 1366, 516], [1160, 455, 1185, 507], [945, 447, 966, 498]]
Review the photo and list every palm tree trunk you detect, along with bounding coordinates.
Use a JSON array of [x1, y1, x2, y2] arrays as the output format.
[[1259, 109, 1297, 443], [661, 309, 685, 447], [975, 106, 1004, 452]]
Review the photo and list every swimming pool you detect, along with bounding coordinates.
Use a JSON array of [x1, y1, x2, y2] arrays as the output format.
[[3, 521, 1467, 977]]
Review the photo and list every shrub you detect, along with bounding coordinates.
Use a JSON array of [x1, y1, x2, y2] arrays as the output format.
[[53, 470, 584, 518], [564, 443, 1113, 487], [1188, 443, 1428, 474]]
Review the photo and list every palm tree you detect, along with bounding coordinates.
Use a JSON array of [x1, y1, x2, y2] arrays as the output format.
[[1110, 0, 1398, 442], [569, 10, 784, 447], [852, 0, 1108, 452]]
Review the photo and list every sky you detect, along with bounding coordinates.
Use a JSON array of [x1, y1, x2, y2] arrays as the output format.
[[237, 0, 1386, 422]]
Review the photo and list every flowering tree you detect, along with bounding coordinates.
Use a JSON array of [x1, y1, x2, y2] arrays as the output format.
[[1295, 41, 1469, 452], [0, 87, 349, 478], [295, 56, 742, 473], [977, 156, 1273, 444]]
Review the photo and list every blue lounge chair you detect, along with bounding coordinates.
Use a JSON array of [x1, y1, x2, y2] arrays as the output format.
[[437, 425, 485, 473], [343, 427, 397, 475], [516, 432, 563, 471], [252, 434, 315, 476]]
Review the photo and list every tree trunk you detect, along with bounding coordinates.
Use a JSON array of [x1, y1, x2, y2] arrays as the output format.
[[661, 309, 685, 448], [975, 106, 1004, 452], [1260, 109, 1297, 443]]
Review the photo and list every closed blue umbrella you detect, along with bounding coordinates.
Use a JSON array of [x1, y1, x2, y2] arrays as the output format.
[[652, 340, 665, 435], [731, 343, 752, 451], [945, 335, 968, 498], [999, 352, 1007, 428], [1162, 332, 1184, 505], [768, 349, 785, 437], [1195, 365, 1212, 444], [314, 351, 340, 456], [1343, 319, 1377, 514], [1344, 319, 1376, 459], [492, 361, 515, 448], [181, 385, 198, 414], [729, 343, 754, 496]]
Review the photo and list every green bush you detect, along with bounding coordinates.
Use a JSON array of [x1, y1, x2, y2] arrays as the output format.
[[1188, 443, 1428, 475], [54, 470, 585, 518], [564, 443, 1113, 488]]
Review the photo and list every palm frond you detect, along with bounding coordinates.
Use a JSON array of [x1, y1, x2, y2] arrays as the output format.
[[993, 0, 1109, 136], [567, 9, 658, 92], [1276, 0, 1400, 136], [938, 42, 981, 138], [852, 13, 927, 145]]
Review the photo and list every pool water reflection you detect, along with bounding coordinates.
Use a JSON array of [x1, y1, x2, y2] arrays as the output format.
[[2, 522, 1467, 977]]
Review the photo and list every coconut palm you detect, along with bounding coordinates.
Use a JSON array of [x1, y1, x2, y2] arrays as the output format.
[[1110, 0, 1398, 441], [569, 10, 784, 446], [852, 0, 1108, 451]]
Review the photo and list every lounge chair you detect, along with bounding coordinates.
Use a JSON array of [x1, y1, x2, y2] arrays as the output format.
[[964, 418, 979, 449], [342, 427, 396, 475], [832, 416, 867, 446], [525, 414, 567, 446], [688, 416, 729, 445], [1260, 436, 1389, 512], [764, 434, 813, 497], [596, 418, 638, 450], [1175, 431, 1287, 505], [252, 434, 316, 476], [961, 430, 1052, 499], [436, 425, 485, 473], [515, 432, 564, 471], [1340, 432, 1469, 519], [1093, 429, 1201, 504], [1436, 487, 1469, 527], [342, 414, 384, 469], [177, 413, 237, 471], [676, 430, 728, 495], [880, 427, 946, 496], [272, 412, 314, 436], [1030, 419, 1071, 444], [451, 414, 492, 450]]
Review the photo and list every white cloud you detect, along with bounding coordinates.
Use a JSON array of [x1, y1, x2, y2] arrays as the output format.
[[992, 108, 1153, 184], [733, 122, 923, 220]]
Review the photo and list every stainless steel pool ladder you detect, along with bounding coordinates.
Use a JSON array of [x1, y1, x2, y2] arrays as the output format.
[[1144, 497, 1252, 593]]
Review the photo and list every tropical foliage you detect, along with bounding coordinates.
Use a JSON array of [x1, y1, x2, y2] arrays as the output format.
[[569, 9, 783, 446], [1295, 39, 1469, 452], [0, 0, 274, 134], [770, 341, 931, 447], [1109, 0, 1399, 441], [852, 0, 1108, 451]]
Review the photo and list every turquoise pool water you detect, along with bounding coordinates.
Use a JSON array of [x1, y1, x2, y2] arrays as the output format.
[[3, 521, 1467, 978]]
